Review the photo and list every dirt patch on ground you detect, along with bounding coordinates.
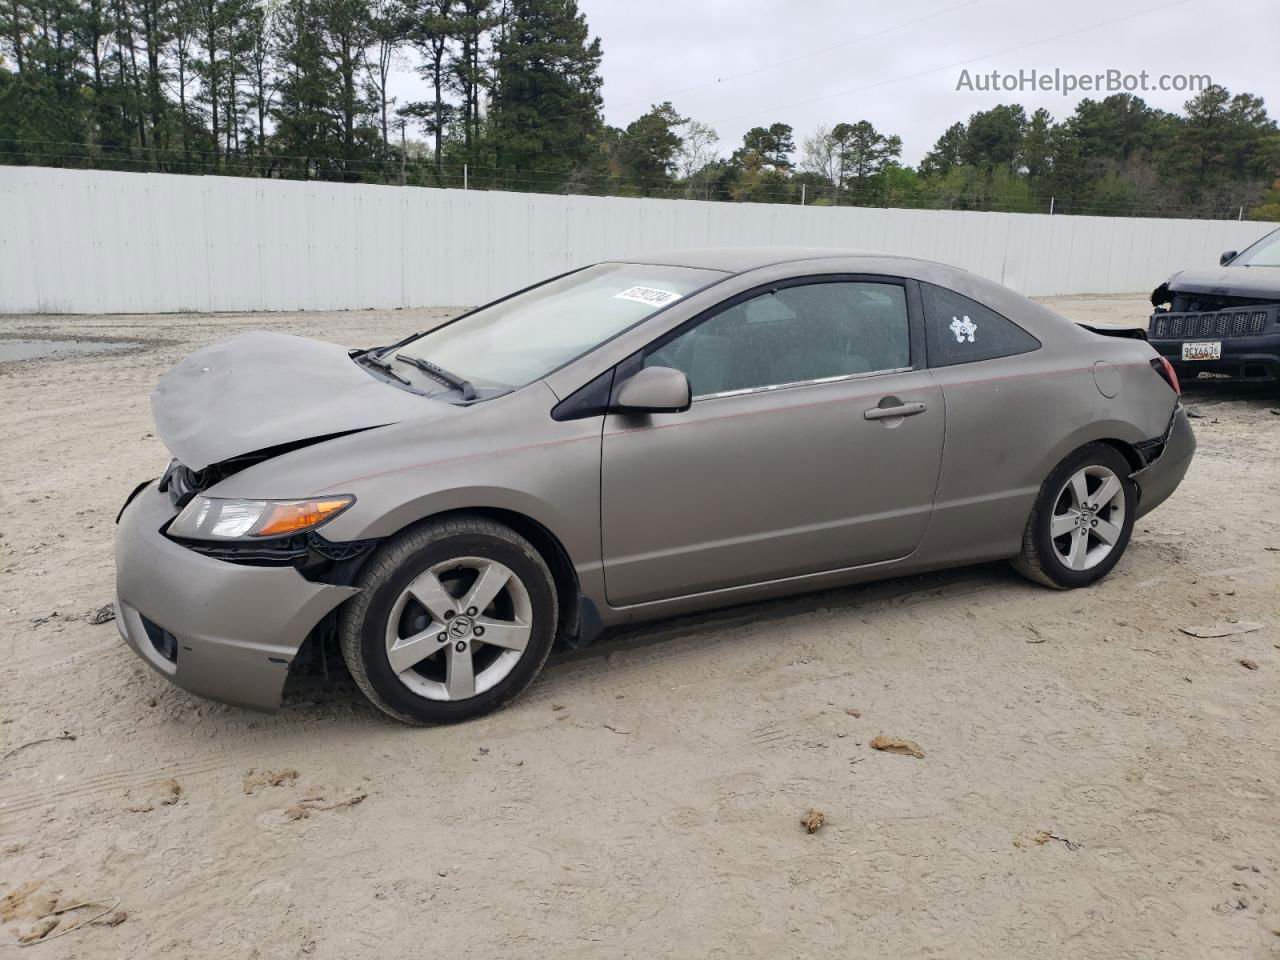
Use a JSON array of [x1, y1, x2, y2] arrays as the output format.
[[1, 298, 1279, 957]]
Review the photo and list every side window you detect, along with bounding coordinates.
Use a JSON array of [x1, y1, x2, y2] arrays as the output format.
[[645, 281, 911, 398], [921, 282, 1040, 367]]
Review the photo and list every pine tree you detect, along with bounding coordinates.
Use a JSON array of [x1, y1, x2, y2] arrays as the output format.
[[489, 0, 601, 185], [449, 0, 491, 163], [406, 0, 453, 172]]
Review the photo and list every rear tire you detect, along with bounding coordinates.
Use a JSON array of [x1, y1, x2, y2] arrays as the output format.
[[1012, 444, 1136, 590], [339, 514, 558, 725]]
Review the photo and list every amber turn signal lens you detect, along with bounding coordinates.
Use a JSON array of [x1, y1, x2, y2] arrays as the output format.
[[251, 497, 353, 537]]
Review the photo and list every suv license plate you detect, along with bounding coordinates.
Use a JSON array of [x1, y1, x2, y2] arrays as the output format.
[[1181, 341, 1221, 361]]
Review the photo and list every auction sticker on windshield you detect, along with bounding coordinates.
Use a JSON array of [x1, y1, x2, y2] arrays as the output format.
[[614, 286, 682, 308], [1182, 341, 1222, 361]]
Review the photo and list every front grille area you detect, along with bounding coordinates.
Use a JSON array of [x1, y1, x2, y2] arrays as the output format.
[[1151, 307, 1272, 339]]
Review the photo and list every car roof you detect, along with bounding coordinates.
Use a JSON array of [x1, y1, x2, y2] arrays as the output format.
[[611, 246, 903, 274], [608, 245, 1086, 347]]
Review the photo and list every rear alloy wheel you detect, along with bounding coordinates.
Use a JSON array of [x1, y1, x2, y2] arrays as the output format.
[[340, 516, 558, 724], [1012, 444, 1136, 589]]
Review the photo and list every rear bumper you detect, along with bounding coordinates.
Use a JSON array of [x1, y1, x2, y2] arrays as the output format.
[[114, 482, 357, 712], [1131, 406, 1195, 519]]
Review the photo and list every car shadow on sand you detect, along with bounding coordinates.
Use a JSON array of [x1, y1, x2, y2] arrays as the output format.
[[1180, 380, 1279, 410], [272, 560, 1025, 722]]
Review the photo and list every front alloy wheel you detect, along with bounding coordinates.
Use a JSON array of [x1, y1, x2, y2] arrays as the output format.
[[341, 516, 558, 724], [385, 557, 533, 702]]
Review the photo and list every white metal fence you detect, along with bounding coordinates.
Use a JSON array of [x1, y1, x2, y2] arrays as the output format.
[[1, 166, 1273, 314]]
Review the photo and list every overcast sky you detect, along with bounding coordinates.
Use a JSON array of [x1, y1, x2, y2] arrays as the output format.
[[393, 0, 1280, 167]]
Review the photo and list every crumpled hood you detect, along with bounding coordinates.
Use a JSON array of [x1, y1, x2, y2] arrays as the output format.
[[151, 331, 458, 471], [1164, 267, 1280, 300]]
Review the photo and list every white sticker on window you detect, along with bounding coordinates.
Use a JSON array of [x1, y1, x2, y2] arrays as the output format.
[[950, 314, 977, 343], [614, 286, 682, 308]]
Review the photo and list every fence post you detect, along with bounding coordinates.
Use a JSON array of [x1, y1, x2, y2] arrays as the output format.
[[464, 164, 469, 191], [1239, 205, 1244, 221], [801, 183, 806, 205], [1049, 196, 1055, 215]]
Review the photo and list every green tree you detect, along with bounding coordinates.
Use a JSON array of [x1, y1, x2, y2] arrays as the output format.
[[730, 148, 791, 201], [1172, 85, 1278, 191], [611, 101, 685, 195], [834, 120, 900, 182], [961, 104, 1025, 170], [271, 0, 337, 175], [365, 0, 408, 148], [316, 0, 375, 169], [1064, 94, 1171, 165], [1022, 107, 1053, 180], [406, 0, 452, 170], [489, 0, 602, 185], [1250, 177, 1280, 220], [869, 163, 920, 208], [919, 121, 964, 177], [448, 0, 492, 162], [739, 122, 793, 168]]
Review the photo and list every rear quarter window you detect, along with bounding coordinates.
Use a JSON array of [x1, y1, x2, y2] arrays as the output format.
[[921, 282, 1041, 367]]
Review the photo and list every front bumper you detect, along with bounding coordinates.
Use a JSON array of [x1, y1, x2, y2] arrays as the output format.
[[1149, 335, 1280, 383], [114, 483, 357, 712], [1131, 406, 1196, 519]]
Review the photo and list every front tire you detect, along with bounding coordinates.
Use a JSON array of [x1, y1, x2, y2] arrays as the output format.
[[1012, 443, 1136, 590], [340, 515, 558, 724]]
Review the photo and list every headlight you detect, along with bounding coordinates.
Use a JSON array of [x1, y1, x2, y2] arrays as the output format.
[[168, 495, 354, 541]]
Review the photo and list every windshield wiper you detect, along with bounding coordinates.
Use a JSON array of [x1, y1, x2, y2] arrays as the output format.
[[357, 352, 412, 385], [395, 355, 477, 401], [371, 329, 425, 359]]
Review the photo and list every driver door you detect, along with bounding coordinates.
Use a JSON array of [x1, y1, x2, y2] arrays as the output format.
[[600, 276, 944, 606]]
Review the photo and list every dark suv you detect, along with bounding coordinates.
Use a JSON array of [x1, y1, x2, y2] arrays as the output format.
[[1149, 226, 1280, 385]]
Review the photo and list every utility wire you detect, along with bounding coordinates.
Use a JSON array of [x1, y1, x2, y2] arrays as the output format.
[[607, 0, 979, 111], [709, 0, 1197, 125]]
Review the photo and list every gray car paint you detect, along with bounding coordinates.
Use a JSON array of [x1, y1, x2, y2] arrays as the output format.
[[121, 247, 1193, 712], [152, 330, 454, 471], [116, 483, 357, 710], [600, 367, 946, 605]]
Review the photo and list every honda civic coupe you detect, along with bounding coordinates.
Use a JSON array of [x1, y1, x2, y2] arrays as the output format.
[[115, 248, 1195, 724]]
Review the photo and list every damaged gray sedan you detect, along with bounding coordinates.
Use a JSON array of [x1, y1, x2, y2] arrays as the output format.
[[115, 248, 1195, 724]]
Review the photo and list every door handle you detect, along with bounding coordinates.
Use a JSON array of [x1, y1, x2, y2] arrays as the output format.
[[863, 400, 928, 421]]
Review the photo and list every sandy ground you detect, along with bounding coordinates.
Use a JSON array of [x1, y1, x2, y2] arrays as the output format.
[[1, 296, 1279, 959]]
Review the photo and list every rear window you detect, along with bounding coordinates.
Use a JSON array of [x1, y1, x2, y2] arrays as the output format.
[[921, 282, 1040, 367]]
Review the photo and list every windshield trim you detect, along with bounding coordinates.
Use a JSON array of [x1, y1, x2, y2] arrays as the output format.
[[396, 261, 734, 397], [384, 264, 591, 358]]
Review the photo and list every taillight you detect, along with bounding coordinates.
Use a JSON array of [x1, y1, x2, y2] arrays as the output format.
[[1150, 356, 1181, 396]]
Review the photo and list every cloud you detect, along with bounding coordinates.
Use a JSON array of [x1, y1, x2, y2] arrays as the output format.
[[389, 0, 1279, 167]]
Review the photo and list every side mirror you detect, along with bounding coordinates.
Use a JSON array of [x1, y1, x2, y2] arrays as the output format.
[[612, 366, 691, 415], [1220, 250, 1237, 266]]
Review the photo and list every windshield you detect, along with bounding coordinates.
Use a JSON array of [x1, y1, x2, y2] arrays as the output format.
[[1233, 228, 1280, 267], [395, 262, 723, 391]]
